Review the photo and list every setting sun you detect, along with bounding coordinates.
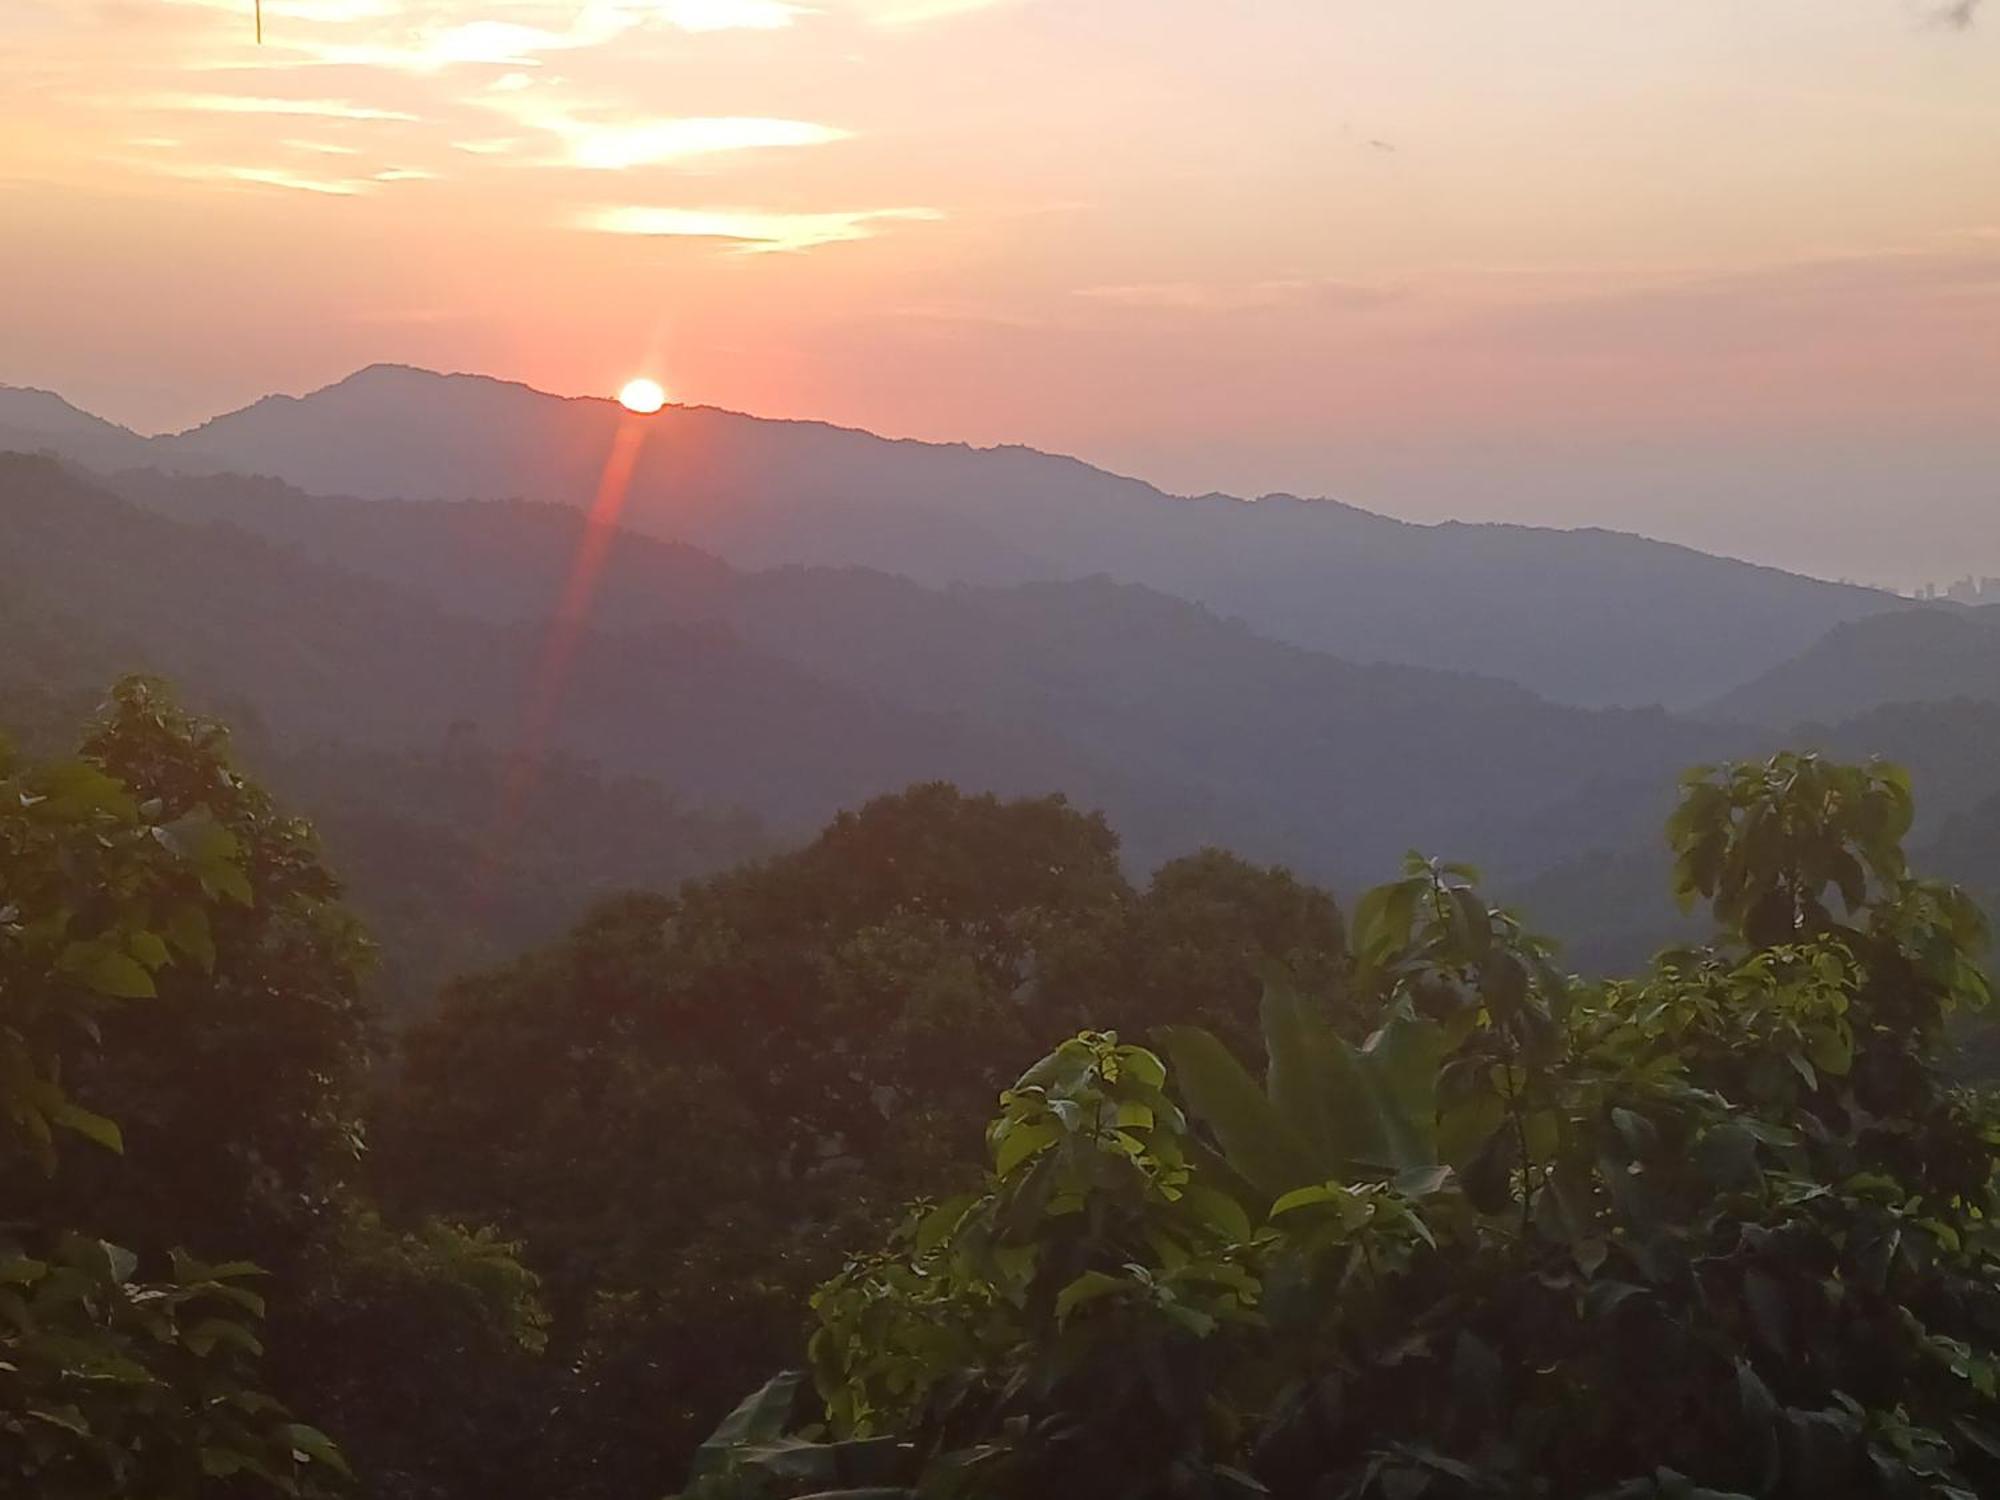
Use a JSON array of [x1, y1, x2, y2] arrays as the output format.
[[617, 377, 666, 414]]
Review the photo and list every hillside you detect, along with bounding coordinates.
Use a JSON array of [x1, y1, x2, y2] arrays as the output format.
[[1708, 605, 2000, 727], [100, 463, 1739, 882], [1, 369, 1898, 707]]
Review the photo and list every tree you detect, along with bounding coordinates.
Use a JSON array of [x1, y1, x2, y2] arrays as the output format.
[[374, 784, 1352, 1492], [682, 752, 2000, 1499], [2, 679, 550, 1500], [0, 681, 348, 1497], [8, 677, 373, 1266]]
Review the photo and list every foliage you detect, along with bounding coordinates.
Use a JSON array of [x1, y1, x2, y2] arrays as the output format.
[[372, 789, 1350, 1491], [0, 681, 349, 1496], [263, 1204, 554, 1500], [681, 752, 2000, 1500], [5, 677, 374, 1265]]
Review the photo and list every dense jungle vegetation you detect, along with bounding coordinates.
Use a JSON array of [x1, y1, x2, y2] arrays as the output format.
[[6, 680, 2000, 1499]]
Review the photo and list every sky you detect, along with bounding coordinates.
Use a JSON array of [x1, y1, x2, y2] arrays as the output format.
[[2, 0, 1997, 586]]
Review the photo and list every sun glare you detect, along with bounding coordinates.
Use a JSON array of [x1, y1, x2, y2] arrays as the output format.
[[617, 377, 666, 414]]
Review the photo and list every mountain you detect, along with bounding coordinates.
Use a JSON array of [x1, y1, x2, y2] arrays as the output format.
[[0, 452, 1197, 829], [97, 463, 1737, 883], [11, 450, 2000, 1010], [0, 385, 150, 470], [1707, 605, 2000, 727], [6, 367, 1900, 708]]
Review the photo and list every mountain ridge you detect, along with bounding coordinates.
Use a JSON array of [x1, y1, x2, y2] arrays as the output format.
[[0, 367, 1900, 708]]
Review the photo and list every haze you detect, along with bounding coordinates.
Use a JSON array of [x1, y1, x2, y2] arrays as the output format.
[[3, 0, 1997, 584]]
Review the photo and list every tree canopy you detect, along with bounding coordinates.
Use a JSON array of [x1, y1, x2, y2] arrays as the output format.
[[681, 752, 2000, 1500]]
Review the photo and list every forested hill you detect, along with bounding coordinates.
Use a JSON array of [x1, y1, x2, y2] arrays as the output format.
[[73, 458, 1744, 883], [0, 368, 1898, 706], [11, 450, 1998, 1012], [1707, 603, 2000, 726]]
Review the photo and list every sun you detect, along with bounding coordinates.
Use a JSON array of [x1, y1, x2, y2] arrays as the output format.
[[617, 377, 666, 414]]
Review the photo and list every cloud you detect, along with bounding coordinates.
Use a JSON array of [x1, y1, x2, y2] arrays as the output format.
[[1458, 241, 2000, 358], [282, 138, 363, 154], [580, 204, 943, 252], [177, 163, 373, 193], [851, 0, 1016, 23], [561, 115, 846, 170], [1927, 0, 1981, 29], [287, 17, 622, 72], [478, 87, 848, 169], [1075, 278, 1389, 313], [157, 156, 439, 195], [658, 0, 810, 31], [244, 0, 808, 73], [137, 92, 419, 121], [158, 0, 401, 21]]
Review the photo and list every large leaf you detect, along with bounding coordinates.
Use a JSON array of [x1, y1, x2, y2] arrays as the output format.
[[1354, 1001, 1445, 1171], [1157, 1025, 1318, 1200], [1262, 983, 1442, 1174], [689, 1370, 807, 1481]]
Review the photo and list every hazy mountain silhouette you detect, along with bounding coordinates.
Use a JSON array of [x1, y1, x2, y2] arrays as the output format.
[[0, 385, 151, 470], [12, 449, 2000, 1005], [0, 454, 1177, 834], [97, 462, 1735, 882], [1707, 605, 2000, 726], [0, 367, 1899, 707]]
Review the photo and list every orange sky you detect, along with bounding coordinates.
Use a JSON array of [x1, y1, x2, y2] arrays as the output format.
[[2, 0, 1997, 583]]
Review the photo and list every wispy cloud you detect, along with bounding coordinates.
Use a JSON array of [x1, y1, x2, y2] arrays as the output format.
[[188, 164, 373, 194], [567, 115, 845, 170], [282, 138, 363, 154], [158, 0, 402, 21], [137, 92, 419, 121], [852, 0, 1018, 24], [580, 204, 942, 252], [659, 0, 810, 32], [244, 0, 807, 73], [1076, 279, 1389, 313], [289, 18, 619, 73], [479, 86, 847, 169], [159, 157, 439, 195], [1457, 241, 2000, 358]]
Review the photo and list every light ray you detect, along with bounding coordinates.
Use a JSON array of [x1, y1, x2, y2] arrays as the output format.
[[491, 410, 652, 861]]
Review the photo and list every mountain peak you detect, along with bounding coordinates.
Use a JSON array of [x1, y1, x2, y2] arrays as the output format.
[[0, 384, 140, 440]]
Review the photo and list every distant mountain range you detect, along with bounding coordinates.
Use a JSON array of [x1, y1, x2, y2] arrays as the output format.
[[1, 454, 1735, 884], [6, 365, 1999, 1006], [0, 367, 1907, 708], [1709, 605, 2000, 728]]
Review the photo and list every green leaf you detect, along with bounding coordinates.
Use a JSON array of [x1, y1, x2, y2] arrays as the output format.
[[61, 943, 157, 999], [689, 1371, 807, 1481], [1157, 1025, 1317, 1200], [1054, 1270, 1126, 1323], [162, 902, 216, 972], [52, 1103, 124, 1155], [282, 1423, 353, 1478], [993, 1119, 1060, 1178], [1182, 1183, 1253, 1243]]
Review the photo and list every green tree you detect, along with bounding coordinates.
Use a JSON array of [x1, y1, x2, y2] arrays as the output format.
[[2, 679, 551, 1500], [8, 677, 373, 1266], [0, 683, 348, 1497], [683, 753, 2000, 1499], [375, 784, 1352, 1493]]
